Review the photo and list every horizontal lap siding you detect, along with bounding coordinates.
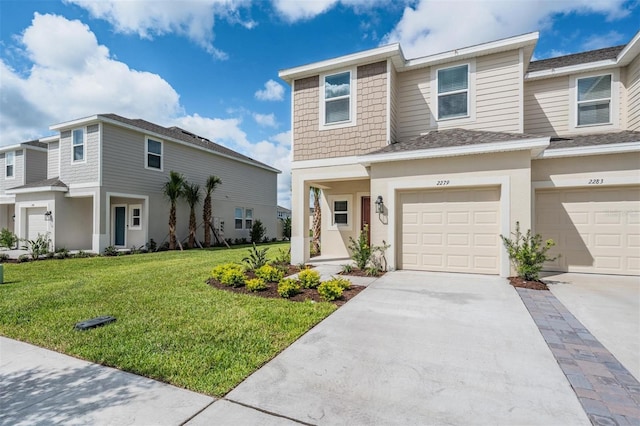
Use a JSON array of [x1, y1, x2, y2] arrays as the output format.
[[59, 125, 100, 184], [389, 64, 399, 143], [47, 142, 60, 179], [627, 55, 640, 131], [397, 68, 431, 142], [0, 150, 24, 191], [524, 77, 569, 135], [25, 149, 47, 184]]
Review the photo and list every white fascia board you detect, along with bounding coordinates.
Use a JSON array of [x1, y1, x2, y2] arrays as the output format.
[[50, 115, 100, 131], [96, 116, 281, 174], [358, 137, 550, 165], [39, 135, 59, 143], [536, 142, 640, 159], [617, 30, 640, 66], [525, 59, 618, 80], [405, 32, 539, 70], [291, 155, 360, 170], [0, 143, 47, 154], [7, 186, 68, 195], [279, 44, 404, 83]]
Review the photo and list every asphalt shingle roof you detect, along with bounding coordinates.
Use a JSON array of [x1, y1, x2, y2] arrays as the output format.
[[527, 45, 625, 73], [369, 128, 545, 155], [99, 114, 277, 171], [9, 177, 68, 191], [547, 131, 640, 150]]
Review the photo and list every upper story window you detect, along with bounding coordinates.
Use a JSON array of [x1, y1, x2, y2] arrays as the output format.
[[72, 128, 85, 162], [146, 137, 163, 170], [577, 74, 611, 126], [5, 151, 14, 178], [319, 68, 356, 130], [437, 64, 469, 120]]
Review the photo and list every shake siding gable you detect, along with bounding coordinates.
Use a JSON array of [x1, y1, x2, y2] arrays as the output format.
[[48, 141, 60, 179], [59, 127, 100, 184], [524, 77, 570, 135], [25, 150, 47, 183], [627, 54, 640, 130], [293, 61, 388, 161]]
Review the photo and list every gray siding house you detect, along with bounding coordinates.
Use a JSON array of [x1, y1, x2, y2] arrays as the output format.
[[3, 114, 280, 252]]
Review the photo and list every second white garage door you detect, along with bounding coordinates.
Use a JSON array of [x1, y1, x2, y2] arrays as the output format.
[[400, 187, 501, 274], [536, 186, 640, 275], [26, 207, 48, 241]]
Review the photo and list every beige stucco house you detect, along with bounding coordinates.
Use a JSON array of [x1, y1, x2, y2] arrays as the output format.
[[0, 114, 280, 252], [280, 31, 640, 277]]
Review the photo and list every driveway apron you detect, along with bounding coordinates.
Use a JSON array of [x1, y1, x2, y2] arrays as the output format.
[[219, 271, 588, 425]]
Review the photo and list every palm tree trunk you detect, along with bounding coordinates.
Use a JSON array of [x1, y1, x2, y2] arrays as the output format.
[[203, 195, 212, 247], [169, 203, 177, 250], [189, 208, 196, 248], [312, 188, 321, 255]]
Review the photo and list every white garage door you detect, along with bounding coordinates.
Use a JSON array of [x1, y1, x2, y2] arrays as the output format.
[[536, 186, 640, 276], [400, 187, 501, 274], [26, 207, 48, 241]]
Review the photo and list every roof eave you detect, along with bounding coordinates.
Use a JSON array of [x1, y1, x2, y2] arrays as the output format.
[[617, 30, 640, 66], [7, 186, 69, 195], [536, 141, 640, 159], [525, 59, 618, 80], [50, 115, 101, 131], [358, 137, 550, 166]]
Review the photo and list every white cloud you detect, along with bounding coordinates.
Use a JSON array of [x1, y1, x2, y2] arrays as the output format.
[[270, 130, 291, 147], [0, 13, 181, 145], [382, 0, 633, 59], [174, 114, 252, 149], [582, 30, 626, 50], [271, 0, 386, 21], [253, 112, 278, 128], [65, 0, 254, 58], [254, 79, 285, 101]]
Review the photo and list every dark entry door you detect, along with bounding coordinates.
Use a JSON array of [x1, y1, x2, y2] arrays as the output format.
[[114, 206, 126, 246], [361, 196, 371, 242]]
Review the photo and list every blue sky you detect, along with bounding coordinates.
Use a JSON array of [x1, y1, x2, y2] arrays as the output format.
[[1, 0, 639, 207]]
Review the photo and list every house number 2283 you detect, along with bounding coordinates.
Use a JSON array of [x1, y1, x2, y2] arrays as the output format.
[[436, 180, 450, 186], [588, 179, 604, 185]]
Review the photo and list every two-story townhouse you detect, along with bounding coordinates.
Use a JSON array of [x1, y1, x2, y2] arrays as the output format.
[[280, 31, 639, 277], [4, 114, 280, 252], [0, 140, 49, 237]]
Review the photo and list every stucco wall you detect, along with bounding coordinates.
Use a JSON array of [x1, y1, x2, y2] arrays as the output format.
[[292, 61, 388, 161]]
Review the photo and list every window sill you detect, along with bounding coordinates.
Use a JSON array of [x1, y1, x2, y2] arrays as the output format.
[[319, 120, 357, 132]]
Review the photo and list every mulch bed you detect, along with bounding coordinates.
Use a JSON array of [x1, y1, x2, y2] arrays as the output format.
[[207, 278, 365, 306], [508, 276, 549, 291]]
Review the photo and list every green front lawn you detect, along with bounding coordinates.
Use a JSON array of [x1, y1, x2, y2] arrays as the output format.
[[0, 243, 335, 397]]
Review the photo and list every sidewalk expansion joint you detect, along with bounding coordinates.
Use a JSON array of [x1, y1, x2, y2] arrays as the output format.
[[223, 398, 316, 425], [517, 288, 640, 426]]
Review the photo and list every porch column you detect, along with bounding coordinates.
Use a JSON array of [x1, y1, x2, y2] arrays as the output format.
[[291, 171, 310, 264]]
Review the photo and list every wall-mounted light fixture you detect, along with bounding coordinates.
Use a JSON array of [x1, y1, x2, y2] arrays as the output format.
[[375, 195, 384, 214], [44, 211, 52, 219], [11, 214, 15, 222]]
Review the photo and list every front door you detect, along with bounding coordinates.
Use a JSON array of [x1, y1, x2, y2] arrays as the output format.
[[361, 196, 371, 242], [114, 206, 126, 246]]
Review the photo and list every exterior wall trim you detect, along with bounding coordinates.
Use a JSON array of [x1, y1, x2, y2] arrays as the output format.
[[292, 156, 360, 170], [105, 191, 150, 250], [7, 186, 68, 195], [387, 175, 511, 277]]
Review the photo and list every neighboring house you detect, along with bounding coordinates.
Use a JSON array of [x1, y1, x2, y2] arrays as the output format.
[[1, 114, 280, 252], [276, 205, 291, 239], [280, 31, 640, 277]]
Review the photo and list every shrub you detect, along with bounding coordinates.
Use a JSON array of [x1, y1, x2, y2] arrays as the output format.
[[341, 264, 353, 274], [17, 254, 30, 263], [0, 253, 9, 263], [246, 278, 268, 292], [318, 279, 344, 301], [74, 250, 94, 258], [281, 217, 291, 240], [273, 248, 291, 265], [0, 228, 18, 249], [277, 278, 301, 298], [211, 263, 245, 287], [243, 243, 269, 270], [298, 268, 321, 289], [331, 276, 351, 290], [348, 226, 371, 270], [255, 264, 284, 282], [21, 233, 52, 260], [365, 266, 381, 277], [250, 219, 266, 244], [55, 248, 70, 259], [146, 239, 157, 252], [500, 221, 558, 281], [103, 245, 119, 256]]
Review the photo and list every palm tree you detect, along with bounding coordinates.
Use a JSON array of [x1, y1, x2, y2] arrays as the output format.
[[162, 171, 185, 250], [183, 182, 201, 248], [203, 175, 222, 247], [311, 187, 321, 255]]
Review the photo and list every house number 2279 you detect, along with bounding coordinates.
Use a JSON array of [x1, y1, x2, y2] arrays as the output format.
[[436, 180, 450, 186]]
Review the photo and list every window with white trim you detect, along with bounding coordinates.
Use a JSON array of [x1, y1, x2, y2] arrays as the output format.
[[576, 74, 611, 126], [437, 64, 469, 120], [5, 151, 14, 178], [72, 128, 85, 162], [319, 69, 357, 130], [333, 200, 349, 226], [129, 204, 142, 230], [245, 209, 253, 229], [146, 138, 162, 170], [234, 207, 254, 229], [235, 208, 243, 229]]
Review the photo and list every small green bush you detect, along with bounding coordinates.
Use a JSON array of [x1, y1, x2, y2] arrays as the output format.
[[273, 247, 291, 264], [103, 245, 119, 256], [318, 279, 344, 301], [246, 278, 268, 292], [330, 276, 351, 290], [0, 253, 9, 263], [255, 264, 284, 282], [298, 268, 321, 289], [74, 250, 94, 258], [55, 248, 70, 259], [340, 264, 353, 274], [250, 219, 266, 244], [0, 228, 18, 249], [211, 263, 246, 287], [500, 221, 558, 281], [277, 278, 301, 298], [242, 243, 269, 270], [17, 254, 30, 263]]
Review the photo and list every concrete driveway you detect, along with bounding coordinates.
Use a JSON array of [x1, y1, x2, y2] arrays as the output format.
[[544, 272, 640, 380], [198, 271, 588, 425]]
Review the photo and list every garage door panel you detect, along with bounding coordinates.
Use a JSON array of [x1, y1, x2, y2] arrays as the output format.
[[400, 187, 500, 274], [536, 186, 640, 276]]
